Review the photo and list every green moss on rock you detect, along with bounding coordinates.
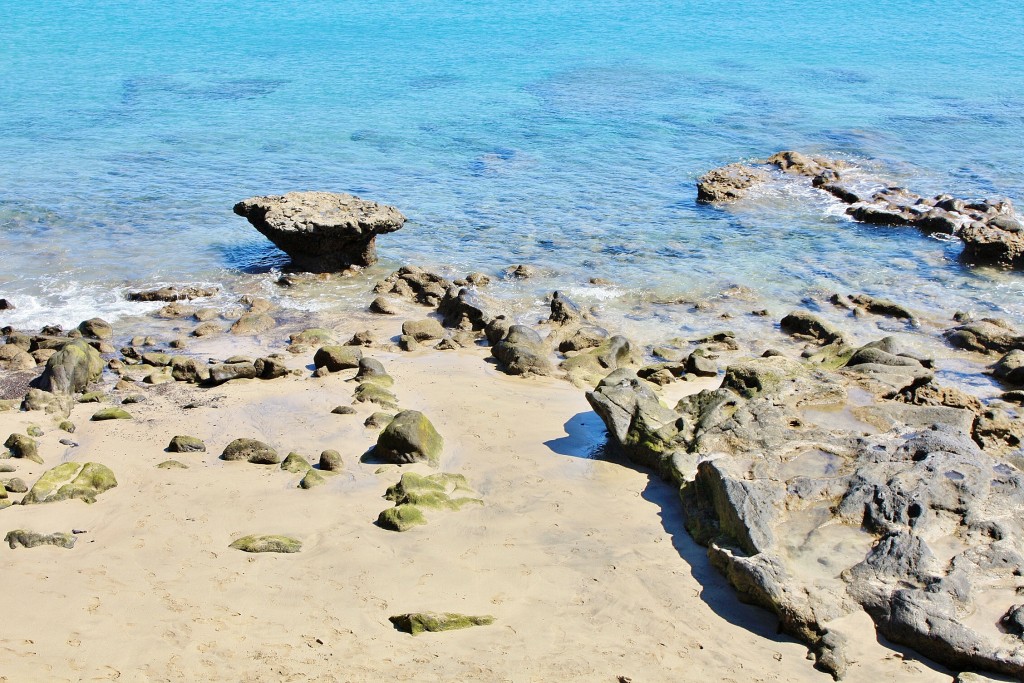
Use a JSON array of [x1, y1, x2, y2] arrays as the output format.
[[298, 468, 325, 489], [375, 410, 443, 466], [388, 612, 495, 635], [377, 504, 427, 531], [91, 407, 132, 421], [22, 462, 117, 504], [229, 534, 302, 553], [58, 420, 76, 433], [157, 460, 189, 469], [220, 438, 280, 464], [353, 382, 399, 410], [280, 452, 311, 473], [4, 433, 42, 464], [384, 472, 481, 510], [4, 529, 77, 549]]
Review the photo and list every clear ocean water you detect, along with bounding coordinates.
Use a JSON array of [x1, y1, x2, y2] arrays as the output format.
[[2, 0, 1024, 334]]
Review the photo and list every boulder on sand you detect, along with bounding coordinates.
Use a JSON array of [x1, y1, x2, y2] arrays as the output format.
[[34, 339, 104, 395], [375, 410, 444, 466], [233, 191, 406, 272]]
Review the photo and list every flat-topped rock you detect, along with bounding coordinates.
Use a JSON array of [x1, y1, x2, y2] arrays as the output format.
[[233, 191, 406, 272]]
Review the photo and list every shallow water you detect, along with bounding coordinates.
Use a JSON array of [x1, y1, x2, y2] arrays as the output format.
[[2, 0, 1023, 333]]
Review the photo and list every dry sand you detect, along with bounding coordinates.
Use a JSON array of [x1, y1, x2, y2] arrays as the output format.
[[0, 335, 956, 682]]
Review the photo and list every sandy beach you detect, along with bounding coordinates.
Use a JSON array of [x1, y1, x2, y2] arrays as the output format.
[[0, 305, 967, 682]]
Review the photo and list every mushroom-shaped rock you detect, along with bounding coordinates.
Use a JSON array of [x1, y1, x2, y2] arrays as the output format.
[[375, 410, 443, 466], [228, 534, 301, 553], [22, 462, 117, 504], [233, 191, 406, 272]]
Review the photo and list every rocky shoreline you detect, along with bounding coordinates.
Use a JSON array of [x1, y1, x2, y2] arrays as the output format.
[[2, 177, 1024, 681]]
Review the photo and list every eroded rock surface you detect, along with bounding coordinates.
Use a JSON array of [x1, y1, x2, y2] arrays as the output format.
[[587, 354, 1024, 679]]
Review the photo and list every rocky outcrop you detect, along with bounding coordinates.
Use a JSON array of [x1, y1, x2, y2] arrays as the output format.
[[233, 191, 406, 271], [587, 355, 1024, 679], [126, 286, 218, 302], [947, 319, 1024, 355], [698, 152, 1024, 269], [5, 530, 76, 549], [696, 164, 768, 203], [374, 266, 453, 307]]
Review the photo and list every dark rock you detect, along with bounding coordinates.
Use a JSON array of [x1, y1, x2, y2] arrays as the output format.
[[549, 291, 582, 325], [961, 214, 1024, 268], [369, 296, 398, 315], [686, 351, 719, 377], [780, 310, 845, 345], [0, 298, 15, 310], [993, 350, 1024, 386], [126, 286, 217, 302], [503, 264, 535, 279], [167, 435, 206, 453], [438, 287, 489, 330], [254, 357, 288, 379], [233, 191, 406, 271], [319, 449, 343, 471], [313, 345, 362, 372], [208, 361, 258, 385], [946, 319, 1024, 355], [353, 357, 393, 386], [331, 405, 356, 415], [830, 293, 915, 322]]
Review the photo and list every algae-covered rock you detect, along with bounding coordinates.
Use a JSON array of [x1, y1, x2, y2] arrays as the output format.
[[289, 328, 336, 346], [299, 468, 325, 489], [228, 534, 302, 553], [144, 366, 174, 384], [78, 391, 106, 403], [375, 410, 443, 466], [353, 357, 394, 386], [157, 460, 189, 469], [220, 438, 280, 464], [319, 449, 343, 471], [91, 407, 132, 421], [331, 405, 356, 415], [280, 452, 311, 473], [167, 435, 206, 453], [58, 420, 75, 433], [78, 317, 113, 340], [4, 433, 43, 464], [26, 424, 44, 437], [376, 504, 427, 531], [388, 612, 495, 635], [4, 529, 77, 549], [36, 339, 104, 394], [353, 382, 399, 410], [230, 312, 275, 336], [384, 472, 481, 510], [22, 462, 117, 504], [365, 412, 395, 429]]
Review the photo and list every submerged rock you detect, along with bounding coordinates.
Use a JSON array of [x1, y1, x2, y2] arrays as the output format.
[[388, 612, 494, 635], [233, 191, 406, 272], [22, 462, 117, 504], [696, 164, 768, 203], [229, 534, 302, 553]]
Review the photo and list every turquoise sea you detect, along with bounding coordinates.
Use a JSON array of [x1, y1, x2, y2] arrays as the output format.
[[2, 0, 1024, 332]]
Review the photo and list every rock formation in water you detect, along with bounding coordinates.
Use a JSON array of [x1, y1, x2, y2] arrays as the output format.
[[233, 191, 406, 272], [698, 150, 1024, 269]]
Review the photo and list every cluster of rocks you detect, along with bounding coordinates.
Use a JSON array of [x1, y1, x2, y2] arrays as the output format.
[[586, 306, 1024, 679], [698, 150, 1024, 268]]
